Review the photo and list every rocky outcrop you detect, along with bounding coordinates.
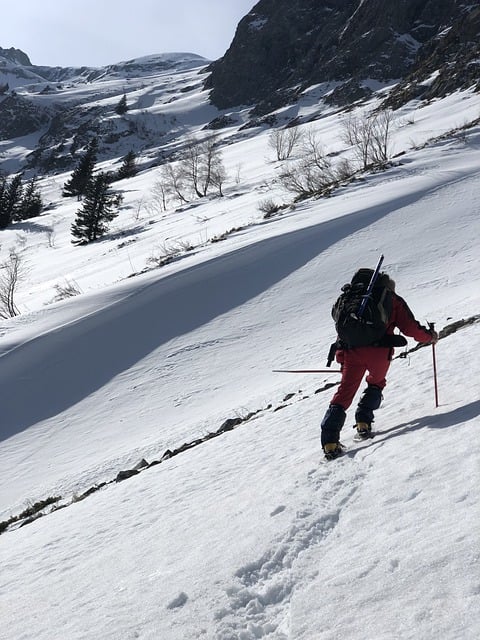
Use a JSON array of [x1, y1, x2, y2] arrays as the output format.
[[0, 93, 50, 138], [386, 6, 480, 107], [0, 46, 31, 66], [205, 0, 477, 112]]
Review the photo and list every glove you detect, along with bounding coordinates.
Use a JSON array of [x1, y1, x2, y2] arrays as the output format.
[[429, 330, 439, 344]]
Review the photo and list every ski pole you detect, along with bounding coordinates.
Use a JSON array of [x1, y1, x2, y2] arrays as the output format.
[[429, 322, 439, 408], [273, 369, 342, 374]]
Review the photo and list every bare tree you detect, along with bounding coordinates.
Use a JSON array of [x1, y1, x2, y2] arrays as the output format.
[[341, 112, 373, 170], [368, 108, 394, 166], [178, 135, 227, 198], [159, 163, 189, 206], [279, 129, 335, 197], [301, 129, 335, 178], [0, 249, 26, 318], [180, 136, 205, 198], [148, 137, 227, 213], [45, 225, 57, 248], [268, 126, 304, 161], [149, 176, 169, 214], [257, 198, 281, 217], [234, 163, 243, 185], [209, 147, 227, 197], [341, 108, 394, 170]]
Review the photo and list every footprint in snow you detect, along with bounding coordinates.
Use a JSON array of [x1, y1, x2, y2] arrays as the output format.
[[166, 592, 188, 609], [270, 505, 286, 516]]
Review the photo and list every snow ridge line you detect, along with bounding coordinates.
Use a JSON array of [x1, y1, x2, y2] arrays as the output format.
[[1, 316, 476, 535]]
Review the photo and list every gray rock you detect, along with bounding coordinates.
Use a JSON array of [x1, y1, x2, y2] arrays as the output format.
[[206, 0, 476, 110]]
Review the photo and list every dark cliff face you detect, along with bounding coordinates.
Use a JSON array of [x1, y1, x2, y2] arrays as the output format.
[[387, 5, 480, 106], [205, 0, 476, 111]]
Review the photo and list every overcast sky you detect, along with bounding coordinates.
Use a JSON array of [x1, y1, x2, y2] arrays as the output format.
[[1, 0, 256, 67]]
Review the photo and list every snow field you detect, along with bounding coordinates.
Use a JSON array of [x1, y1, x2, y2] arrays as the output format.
[[0, 76, 479, 639]]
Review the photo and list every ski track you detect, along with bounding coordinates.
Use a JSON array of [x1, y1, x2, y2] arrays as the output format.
[[213, 457, 369, 639]]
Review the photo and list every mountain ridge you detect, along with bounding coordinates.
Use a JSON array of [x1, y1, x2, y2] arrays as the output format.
[[206, 0, 479, 113], [1, 3, 480, 177]]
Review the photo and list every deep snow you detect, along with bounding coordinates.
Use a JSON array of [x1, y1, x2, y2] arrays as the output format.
[[0, 62, 479, 639]]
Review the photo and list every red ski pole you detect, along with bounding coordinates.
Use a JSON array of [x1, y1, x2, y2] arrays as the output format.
[[429, 322, 439, 408], [273, 369, 342, 374]]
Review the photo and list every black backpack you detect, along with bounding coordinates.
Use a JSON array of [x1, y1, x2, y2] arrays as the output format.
[[332, 269, 393, 347]]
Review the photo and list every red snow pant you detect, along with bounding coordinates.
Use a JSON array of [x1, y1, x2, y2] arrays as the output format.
[[331, 346, 392, 409]]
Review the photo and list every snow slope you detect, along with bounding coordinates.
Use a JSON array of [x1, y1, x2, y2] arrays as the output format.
[[0, 82, 479, 639]]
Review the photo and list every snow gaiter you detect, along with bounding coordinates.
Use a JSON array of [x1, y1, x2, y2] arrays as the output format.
[[355, 384, 383, 426], [321, 403, 346, 446]]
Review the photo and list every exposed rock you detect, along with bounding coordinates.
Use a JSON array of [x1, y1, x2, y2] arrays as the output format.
[[0, 93, 50, 139], [0, 46, 31, 66], [324, 80, 372, 107], [206, 0, 475, 111], [203, 114, 237, 130], [217, 417, 243, 433], [386, 6, 480, 107], [115, 468, 140, 482]]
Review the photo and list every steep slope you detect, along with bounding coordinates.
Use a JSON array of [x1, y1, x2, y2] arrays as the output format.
[[0, 119, 479, 638], [0, 24, 480, 640], [388, 5, 480, 106]]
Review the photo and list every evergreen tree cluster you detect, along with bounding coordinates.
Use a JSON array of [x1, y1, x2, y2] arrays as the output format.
[[0, 174, 43, 230], [63, 138, 135, 244]]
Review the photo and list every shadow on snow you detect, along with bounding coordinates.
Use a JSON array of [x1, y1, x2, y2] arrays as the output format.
[[0, 185, 435, 441], [348, 399, 480, 457]]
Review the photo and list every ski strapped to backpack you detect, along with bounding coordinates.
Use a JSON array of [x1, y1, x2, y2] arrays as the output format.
[[358, 254, 384, 317], [327, 254, 403, 362]]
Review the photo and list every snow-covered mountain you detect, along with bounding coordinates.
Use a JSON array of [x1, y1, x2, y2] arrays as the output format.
[[0, 49, 212, 172], [0, 48, 208, 87], [1, 18, 480, 640]]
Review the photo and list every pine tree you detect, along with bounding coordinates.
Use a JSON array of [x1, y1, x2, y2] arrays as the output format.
[[0, 174, 23, 229], [117, 150, 138, 180], [63, 137, 98, 199], [71, 173, 122, 244], [115, 94, 128, 115], [15, 177, 43, 220], [0, 177, 8, 229]]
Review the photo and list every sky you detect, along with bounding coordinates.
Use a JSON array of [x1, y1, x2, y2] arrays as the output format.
[[1, 0, 256, 67]]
